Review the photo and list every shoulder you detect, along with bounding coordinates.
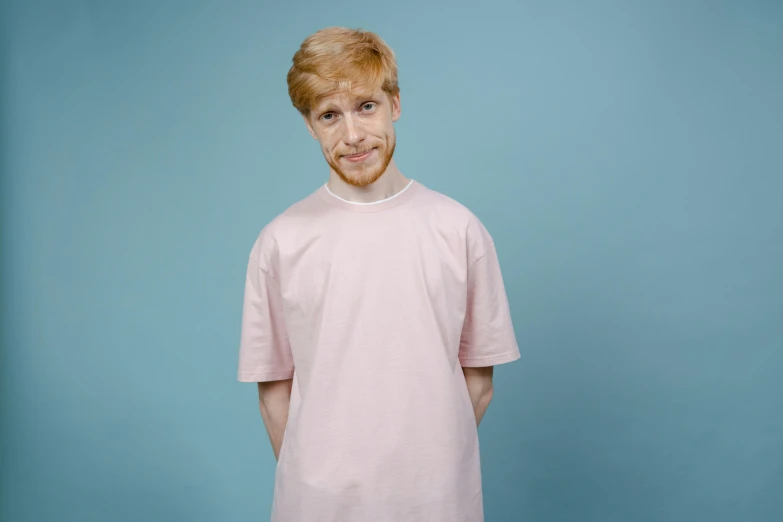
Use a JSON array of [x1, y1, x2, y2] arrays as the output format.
[[247, 187, 325, 271], [415, 182, 495, 260], [415, 182, 473, 217]]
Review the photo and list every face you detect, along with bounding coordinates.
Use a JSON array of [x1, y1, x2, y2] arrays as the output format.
[[304, 86, 401, 187]]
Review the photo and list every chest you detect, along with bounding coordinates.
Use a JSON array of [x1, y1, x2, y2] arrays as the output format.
[[277, 223, 469, 322]]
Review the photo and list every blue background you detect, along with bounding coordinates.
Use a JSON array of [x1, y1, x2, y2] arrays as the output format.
[[1, 1, 781, 521]]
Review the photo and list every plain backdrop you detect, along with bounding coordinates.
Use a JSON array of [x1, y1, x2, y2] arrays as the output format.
[[1, 1, 781, 521]]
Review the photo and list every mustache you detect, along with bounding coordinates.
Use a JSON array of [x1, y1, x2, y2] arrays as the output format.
[[339, 147, 377, 157]]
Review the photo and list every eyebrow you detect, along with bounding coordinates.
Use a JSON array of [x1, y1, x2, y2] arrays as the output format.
[[315, 92, 381, 114]]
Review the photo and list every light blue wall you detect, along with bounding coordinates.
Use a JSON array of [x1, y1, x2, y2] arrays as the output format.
[[1, 1, 781, 521]]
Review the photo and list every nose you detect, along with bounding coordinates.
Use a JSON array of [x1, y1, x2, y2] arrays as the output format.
[[341, 113, 365, 147]]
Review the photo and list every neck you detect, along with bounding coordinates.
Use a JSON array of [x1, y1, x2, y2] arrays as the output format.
[[327, 160, 409, 203]]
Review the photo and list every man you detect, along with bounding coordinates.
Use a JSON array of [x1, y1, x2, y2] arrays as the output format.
[[238, 26, 520, 521]]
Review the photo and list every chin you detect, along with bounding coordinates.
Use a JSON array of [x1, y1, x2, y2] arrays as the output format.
[[342, 170, 384, 188]]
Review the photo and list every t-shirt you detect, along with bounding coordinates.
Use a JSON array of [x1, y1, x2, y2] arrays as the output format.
[[237, 179, 520, 521]]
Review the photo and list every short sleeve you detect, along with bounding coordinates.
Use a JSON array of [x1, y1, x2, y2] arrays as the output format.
[[237, 238, 295, 382], [458, 220, 521, 368]]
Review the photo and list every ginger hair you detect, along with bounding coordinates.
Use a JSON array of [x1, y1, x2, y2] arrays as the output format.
[[287, 27, 400, 116]]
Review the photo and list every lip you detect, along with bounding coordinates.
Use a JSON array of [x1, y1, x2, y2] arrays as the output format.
[[341, 148, 375, 162]]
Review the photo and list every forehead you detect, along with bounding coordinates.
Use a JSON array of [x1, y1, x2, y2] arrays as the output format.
[[312, 85, 386, 112]]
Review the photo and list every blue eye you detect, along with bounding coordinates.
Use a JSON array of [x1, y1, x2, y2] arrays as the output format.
[[363, 103, 375, 111], [322, 113, 333, 121]]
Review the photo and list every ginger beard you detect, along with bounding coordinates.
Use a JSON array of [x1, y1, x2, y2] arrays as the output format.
[[326, 135, 396, 188]]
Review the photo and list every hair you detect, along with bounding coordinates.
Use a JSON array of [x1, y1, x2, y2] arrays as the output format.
[[287, 27, 399, 116]]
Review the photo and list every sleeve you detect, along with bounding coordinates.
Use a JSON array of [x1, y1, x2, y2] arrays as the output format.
[[237, 238, 295, 382], [458, 219, 521, 368]]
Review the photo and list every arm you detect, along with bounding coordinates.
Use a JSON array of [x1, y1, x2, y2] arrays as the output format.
[[257, 378, 293, 460], [462, 366, 494, 426]]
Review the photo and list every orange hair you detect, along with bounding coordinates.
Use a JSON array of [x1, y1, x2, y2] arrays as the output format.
[[287, 27, 400, 116]]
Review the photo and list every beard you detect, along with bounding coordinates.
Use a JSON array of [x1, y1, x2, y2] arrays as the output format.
[[327, 137, 396, 188]]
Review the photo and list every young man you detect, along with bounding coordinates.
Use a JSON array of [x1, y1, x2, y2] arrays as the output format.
[[238, 27, 520, 521]]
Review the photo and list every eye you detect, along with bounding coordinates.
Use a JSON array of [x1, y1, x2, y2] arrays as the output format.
[[361, 102, 376, 111], [321, 113, 334, 121]]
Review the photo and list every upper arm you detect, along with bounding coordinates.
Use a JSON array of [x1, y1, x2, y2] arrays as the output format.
[[458, 218, 521, 368], [461, 365, 494, 380], [257, 378, 294, 404], [237, 232, 295, 383]]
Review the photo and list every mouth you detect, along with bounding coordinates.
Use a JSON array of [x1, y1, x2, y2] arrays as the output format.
[[341, 148, 376, 162]]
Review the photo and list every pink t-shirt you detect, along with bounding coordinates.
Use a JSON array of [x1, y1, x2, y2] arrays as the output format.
[[238, 179, 520, 521]]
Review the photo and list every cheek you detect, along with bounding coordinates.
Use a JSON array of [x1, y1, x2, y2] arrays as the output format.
[[320, 131, 341, 150], [384, 126, 396, 144], [317, 135, 336, 154]]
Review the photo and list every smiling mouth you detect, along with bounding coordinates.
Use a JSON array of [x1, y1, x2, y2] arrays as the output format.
[[342, 148, 375, 160]]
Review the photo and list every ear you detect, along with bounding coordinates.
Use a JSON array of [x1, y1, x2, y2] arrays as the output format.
[[302, 113, 318, 140], [390, 92, 401, 122]]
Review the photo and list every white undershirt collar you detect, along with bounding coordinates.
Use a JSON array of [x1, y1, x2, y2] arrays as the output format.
[[324, 180, 414, 206]]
